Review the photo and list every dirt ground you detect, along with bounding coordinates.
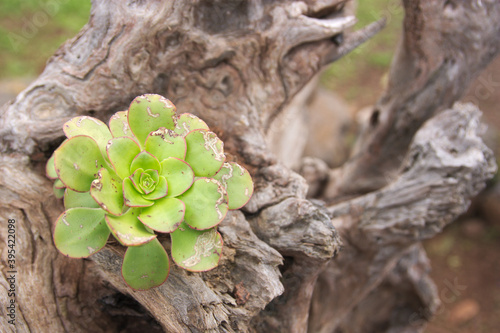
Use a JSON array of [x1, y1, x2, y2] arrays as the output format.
[[422, 56, 500, 333], [424, 215, 500, 333]]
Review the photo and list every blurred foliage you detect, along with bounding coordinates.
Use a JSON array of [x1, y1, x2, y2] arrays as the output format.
[[321, 0, 404, 106], [0, 0, 403, 101], [0, 0, 91, 78]]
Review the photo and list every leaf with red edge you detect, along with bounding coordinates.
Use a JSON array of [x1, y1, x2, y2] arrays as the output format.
[[160, 157, 194, 198], [109, 111, 133, 138], [107, 137, 141, 179], [63, 116, 112, 158], [142, 176, 168, 200], [184, 129, 225, 177], [171, 223, 222, 272], [178, 178, 228, 230], [123, 178, 154, 207], [145, 128, 186, 162], [138, 169, 159, 194], [105, 208, 156, 246], [64, 189, 100, 209], [173, 113, 209, 136], [54, 178, 65, 189], [54, 136, 107, 192], [90, 168, 124, 216], [138, 197, 185, 233], [46, 153, 58, 179], [130, 151, 160, 175], [213, 162, 254, 210], [53, 185, 65, 199]]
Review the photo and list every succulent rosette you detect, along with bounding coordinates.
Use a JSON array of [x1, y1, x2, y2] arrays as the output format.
[[46, 94, 253, 290]]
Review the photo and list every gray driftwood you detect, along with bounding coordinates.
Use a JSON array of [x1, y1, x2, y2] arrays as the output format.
[[0, 1, 498, 332]]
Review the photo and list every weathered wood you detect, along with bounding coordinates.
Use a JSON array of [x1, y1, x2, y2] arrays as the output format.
[[325, 0, 500, 198], [309, 104, 496, 332], [0, 1, 363, 332], [247, 165, 340, 332], [332, 243, 440, 333], [0, 0, 498, 332], [92, 210, 284, 332]]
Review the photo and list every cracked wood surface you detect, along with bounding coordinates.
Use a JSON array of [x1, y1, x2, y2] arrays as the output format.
[[325, 0, 500, 198]]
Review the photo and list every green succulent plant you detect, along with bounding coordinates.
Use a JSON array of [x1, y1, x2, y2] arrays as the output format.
[[46, 94, 253, 290]]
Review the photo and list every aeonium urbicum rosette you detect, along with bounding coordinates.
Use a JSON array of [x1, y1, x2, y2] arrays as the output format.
[[46, 94, 253, 290]]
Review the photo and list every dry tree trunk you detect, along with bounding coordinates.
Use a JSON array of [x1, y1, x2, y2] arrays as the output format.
[[0, 1, 498, 332]]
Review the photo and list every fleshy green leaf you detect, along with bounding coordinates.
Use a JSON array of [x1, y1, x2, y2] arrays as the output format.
[[145, 128, 186, 161], [105, 208, 156, 246], [54, 185, 65, 199], [90, 168, 124, 216], [64, 189, 100, 209], [128, 94, 177, 147], [130, 168, 145, 194], [123, 178, 154, 207], [138, 197, 185, 233], [109, 111, 133, 138], [171, 223, 222, 272], [173, 113, 209, 136], [63, 116, 112, 158], [54, 136, 107, 192], [107, 137, 141, 179], [160, 157, 194, 198], [184, 130, 225, 177], [213, 162, 254, 210], [139, 170, 159, 194], [54, 178, 65, 189], [130, 151, 160, 175], [53, 208, 109, 258], [142, 176, 168, 200], [46, 153, 58, 179], [122, 238, 169, 290], [178, 178, 228, 230]]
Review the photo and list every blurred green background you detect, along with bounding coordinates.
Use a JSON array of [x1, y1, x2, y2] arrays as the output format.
[[0, 0, 91, 78], [0, 0, 401, 108]]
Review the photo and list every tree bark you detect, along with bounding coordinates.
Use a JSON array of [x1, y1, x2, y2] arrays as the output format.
[[0, 0, 497, 332]]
